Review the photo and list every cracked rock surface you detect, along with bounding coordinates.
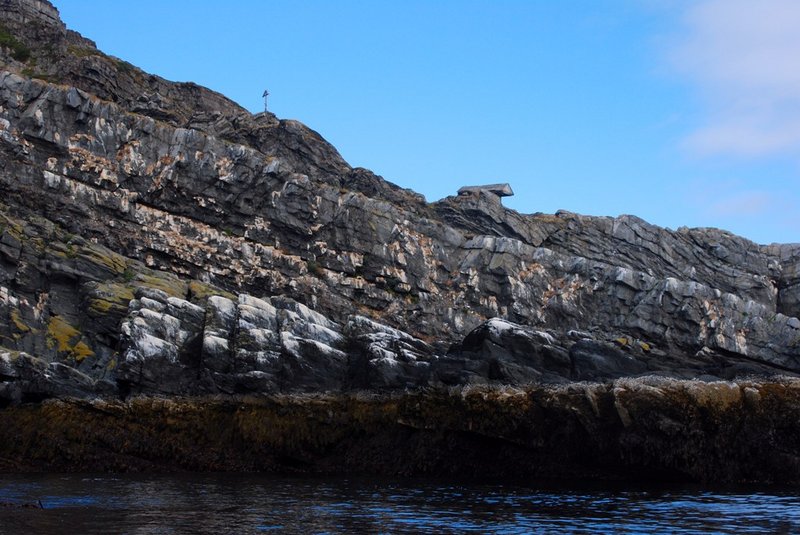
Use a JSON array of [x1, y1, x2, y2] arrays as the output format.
[[0, 0, 799, 403]]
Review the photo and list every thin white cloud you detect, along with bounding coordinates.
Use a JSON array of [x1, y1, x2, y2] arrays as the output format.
[[707, 190, 773, 217], [685, 178, 774, 216], [670, 0, 800, 156]]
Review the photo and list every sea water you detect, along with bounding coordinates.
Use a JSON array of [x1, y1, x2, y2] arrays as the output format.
[[1, 473, 798, 534]]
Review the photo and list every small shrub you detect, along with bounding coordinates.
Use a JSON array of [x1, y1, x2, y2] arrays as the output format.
[[19, 67, 58, 83], [115, 59, 135, 74], [67, 45, 98, 58], [306, 259, 324, 277], [0, 25, 31, 62]]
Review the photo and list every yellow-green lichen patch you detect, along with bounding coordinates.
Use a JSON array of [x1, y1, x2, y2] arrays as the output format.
[[76, 243, 128, 276], [10, 309, 30, 333], [1, 219, 25, 243], [87, 298, 113, 315], [47, 242, 72, 260], [132, 272, 188, 299], [46, 315, 95, 363], [71, 341, 94, 363], [46, 315, 79, 352], [0, 349, 21, 362], [188, 280, 236, 304], [86, 282, 135, 318], [531, 213, 569, 226], [26, 237, 47, 256]]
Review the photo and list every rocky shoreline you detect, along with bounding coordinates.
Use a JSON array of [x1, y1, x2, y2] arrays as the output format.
[[1, 0, 800, 486], [2, 377, 800, 484]]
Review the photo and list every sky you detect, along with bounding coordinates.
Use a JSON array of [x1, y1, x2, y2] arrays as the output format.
[[55, 0, 800, 245]]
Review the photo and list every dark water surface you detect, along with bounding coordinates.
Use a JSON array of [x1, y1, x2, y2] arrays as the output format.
[[1, 473, 799, 534]]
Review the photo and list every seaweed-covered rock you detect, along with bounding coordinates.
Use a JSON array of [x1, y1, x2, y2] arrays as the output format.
[[2, 378, 800, 483]]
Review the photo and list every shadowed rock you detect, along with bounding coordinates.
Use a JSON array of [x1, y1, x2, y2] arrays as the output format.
[[2, 378, 800, 483]]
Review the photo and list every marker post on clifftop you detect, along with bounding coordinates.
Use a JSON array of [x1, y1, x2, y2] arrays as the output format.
[[262, 89, 269, 113]]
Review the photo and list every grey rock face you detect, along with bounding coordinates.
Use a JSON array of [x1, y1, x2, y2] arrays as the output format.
[[344, 315, 436, 389], [118, 288, 206, 395], [115, 288, 437, 396], [118, 290, 349, 395], [0, 350, 113, 404], [438, 319, 570, 385], [458, 183, 514, 197], [0, 1, 798, 403]]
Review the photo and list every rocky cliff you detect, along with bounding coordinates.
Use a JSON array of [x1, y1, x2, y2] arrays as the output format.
[[0, 0, 799, 405]]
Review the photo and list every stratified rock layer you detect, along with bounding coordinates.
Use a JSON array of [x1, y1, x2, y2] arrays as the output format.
[[0, 1, 798, 403]]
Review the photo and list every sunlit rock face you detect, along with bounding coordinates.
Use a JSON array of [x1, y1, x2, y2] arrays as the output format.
[[0, 0, 799, 403]]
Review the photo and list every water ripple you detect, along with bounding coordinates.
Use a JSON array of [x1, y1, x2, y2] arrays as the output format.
[[1, 474, 799, 534]]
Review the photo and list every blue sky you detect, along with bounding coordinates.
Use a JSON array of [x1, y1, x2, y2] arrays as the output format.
[[56, 0, 800, 245]]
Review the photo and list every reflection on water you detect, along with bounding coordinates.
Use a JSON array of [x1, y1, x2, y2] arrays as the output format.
[[1, 473, 799, 534]]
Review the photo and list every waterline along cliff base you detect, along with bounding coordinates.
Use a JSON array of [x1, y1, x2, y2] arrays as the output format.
[[0, 0, 799, 483]]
